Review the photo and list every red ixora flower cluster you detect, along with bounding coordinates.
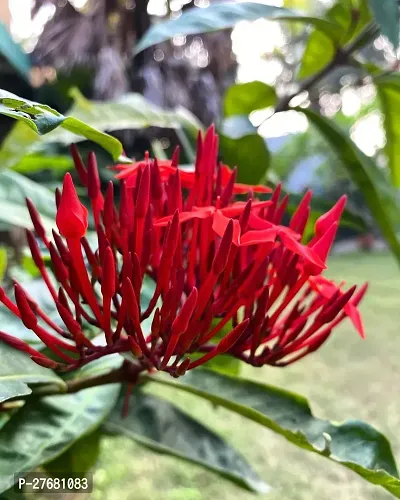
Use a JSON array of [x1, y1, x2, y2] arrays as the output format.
[[0, 126, 367, 377]]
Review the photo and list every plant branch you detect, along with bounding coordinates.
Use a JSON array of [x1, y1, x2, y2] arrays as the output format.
[[12, 360, 145, 401], [272, 22, 378, 115]]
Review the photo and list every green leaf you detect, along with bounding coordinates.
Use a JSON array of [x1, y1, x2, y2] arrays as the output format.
[[190, 353, 241, 376], [44, 430, 102, 475], [0, 23, 30, 80], [0, 92, 200, 169], [43, 93, 182, 148], [200, 355, 240, 376], [145, 370, 400, 498], [298, 0, 372, 80], [295, 107, 400, 265], [0, 169, 56, 231], [0, 383, 120, 493], [0, 247, 7, 281], [376, 74, 400, 187], [0, 119, 40, 170], [219, 116, 270, 184], [298, 30, 335, 80], [0, 89, 124, 161], [0, 90, 64, 134], [369, 0, 399, 48], [135, 2, 337, 54], [104, 389, 269, 494], [0, 402, 25, 431], [11, 155, 73, 174], [224, 81, 277, 117], [0, 342, 66, 404]]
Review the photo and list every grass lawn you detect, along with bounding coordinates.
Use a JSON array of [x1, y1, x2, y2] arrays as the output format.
[[92, 252, 400, 500]]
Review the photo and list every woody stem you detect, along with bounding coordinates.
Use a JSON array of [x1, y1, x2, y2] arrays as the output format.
[[6, 360, 145, 401]]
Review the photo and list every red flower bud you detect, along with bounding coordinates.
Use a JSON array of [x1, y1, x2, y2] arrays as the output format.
[[30, 356, 60, 370], [56, 173, 88, 239], [70, 144, 88, 186], [56, 301, 81, 337], [0, 330, 37, 355], [55, 188, 61, 209], [87, 152, 101, 200], [171, 287, 198, 337], [128, 336, 143, 358], [171, 145, 180, 167], [25, 230, 44, 269], [26, 198, 47, 242], [135, 165, 150, 219], [217, 319, 249, 353], [49, 243, 69, 282], [103, 181, 115, 228], [14, 284, 37, 330], [212, 219, 234, 275], [175, 357, 190, 376], [102, 247, 116, 297]]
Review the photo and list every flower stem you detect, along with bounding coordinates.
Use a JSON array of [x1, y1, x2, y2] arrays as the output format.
[[6, 361, 145, 402]]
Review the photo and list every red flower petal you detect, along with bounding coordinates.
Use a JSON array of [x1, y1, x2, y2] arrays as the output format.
[[220, 200, 271, 217], [233, 183, 272, 194], [154, 207, 215, 227], [212, 210, 241, 246], [240, 228, 278, 246], [314, 195, 347, 238], [280, 232, 326, 271]]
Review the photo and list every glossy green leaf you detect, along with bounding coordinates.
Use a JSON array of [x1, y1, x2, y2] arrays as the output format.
[[43, 93, 182, 148], [0, 90, 65, 134], [296, 107, 400, 265], [145, 370, 400, 498], [224, 81, 277, 117], [135, 2, 337, 54], [104, 389, 269, 494], [369, 0, 399, 48], [376, 74, 400, 187], [219, 116, 270, 184], [44, 430, 102, 475], [0, 169, 56, 231], [0, 89, 124, 161], [0, 383, 120, 493], [0, 92, 200, 169], [0, 342, 65, 404]]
